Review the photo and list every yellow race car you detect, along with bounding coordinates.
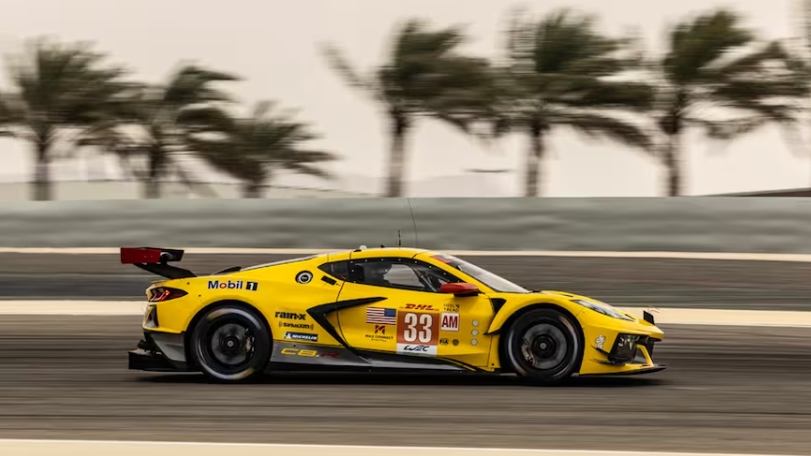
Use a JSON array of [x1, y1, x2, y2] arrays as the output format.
[[122, 246, 665, 384]]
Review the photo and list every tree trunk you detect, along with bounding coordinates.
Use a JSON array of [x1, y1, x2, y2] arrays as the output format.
[[242, 181, 263, 198], [144, 145, 164, 199], [385, 114, 408, 197], [523, 124, 545, 197], [32, 140, 52, 201], [663, 133, 682, 197]]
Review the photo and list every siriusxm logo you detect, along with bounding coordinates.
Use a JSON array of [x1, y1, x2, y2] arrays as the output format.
[[208, 280, 258, 291], [280, 322, 314, 330]]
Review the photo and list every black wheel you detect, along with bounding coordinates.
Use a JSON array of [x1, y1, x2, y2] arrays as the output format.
[[503, 308, 582, 385], [190, 305, 271, 382]]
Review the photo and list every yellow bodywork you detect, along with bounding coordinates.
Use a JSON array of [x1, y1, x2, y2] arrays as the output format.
[[141, 247, 665, 377]]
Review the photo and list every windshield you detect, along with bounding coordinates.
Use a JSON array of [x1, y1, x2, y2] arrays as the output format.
[[431, 254, 530, 293]]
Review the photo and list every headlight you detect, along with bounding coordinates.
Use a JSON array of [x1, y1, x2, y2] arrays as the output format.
[[571, 299, 634, 321]]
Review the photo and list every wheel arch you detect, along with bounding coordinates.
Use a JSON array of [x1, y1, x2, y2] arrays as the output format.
[[492, 302, 585, 374], [183, 299, 272, 367]]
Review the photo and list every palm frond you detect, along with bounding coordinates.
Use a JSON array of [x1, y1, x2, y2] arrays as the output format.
[[252, 100, 275, 119], [319, 44, 379, 98], [664, 8, 753, 84], [711, 41, 789, 78], [191, 101, 336, 188], [503, 5, 536, 69], [163, 63, 241, 106], [554, 111, 652, 150], [177, 106, 236, 134], [283, 160, 335, 180], [0, 92, 21, 137], [529, 9, 628, 76], [684, 116, 773, 140], [547, 77, 654, 111]]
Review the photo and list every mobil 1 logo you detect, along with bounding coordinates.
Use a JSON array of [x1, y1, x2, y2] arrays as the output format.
[[207, 280, 259, 291]]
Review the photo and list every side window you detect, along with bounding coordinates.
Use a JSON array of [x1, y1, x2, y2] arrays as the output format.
[[318, 261, 350, 281], [385, 263, 425, 289], [349, 258, 459, 292]]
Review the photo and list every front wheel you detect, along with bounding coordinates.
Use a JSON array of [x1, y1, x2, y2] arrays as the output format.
[[503, 308, 582, 385], [190, 305, 271, 382]]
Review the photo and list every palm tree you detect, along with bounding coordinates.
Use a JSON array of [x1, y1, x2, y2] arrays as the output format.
[[187, 101, 337, 198], [0, 38, 131, 200], [493, 8, 654, 197], [322, 19, 494, 197], [82, 63, 241, 198], [652, 9, 808, 196]]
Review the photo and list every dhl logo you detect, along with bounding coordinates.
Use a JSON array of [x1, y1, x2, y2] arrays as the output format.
[[405, 304, 435, 311]]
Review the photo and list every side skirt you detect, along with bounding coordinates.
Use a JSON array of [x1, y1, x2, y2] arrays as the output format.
[[266, 342, 492, 374]]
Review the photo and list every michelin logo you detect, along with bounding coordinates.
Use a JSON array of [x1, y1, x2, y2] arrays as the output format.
[[208, 280, 259, 291], [284, 332, 318, 342]]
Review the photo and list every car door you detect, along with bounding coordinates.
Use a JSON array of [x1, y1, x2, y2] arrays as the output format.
[[334, 256, 496, 369]]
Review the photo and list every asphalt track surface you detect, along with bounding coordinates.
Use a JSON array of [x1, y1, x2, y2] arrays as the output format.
[[2, 254, 811, 454], [1, 316, 811, 454], [3, 253, 811, 310]]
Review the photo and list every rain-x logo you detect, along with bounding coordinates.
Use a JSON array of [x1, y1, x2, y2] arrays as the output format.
[[207, 280, 259, 291], [276, 312, 307, 320]]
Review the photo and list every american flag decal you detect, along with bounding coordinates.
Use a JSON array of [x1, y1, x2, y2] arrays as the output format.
[[366, 307, 397, 325]]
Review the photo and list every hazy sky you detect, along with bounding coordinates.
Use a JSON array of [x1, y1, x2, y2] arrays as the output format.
[[0, 0, 808, 196]]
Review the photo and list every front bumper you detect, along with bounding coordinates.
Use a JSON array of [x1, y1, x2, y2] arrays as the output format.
[[578, 363, 668, 377], [578, 311, 667, 376], [128, 331, 193, 372]]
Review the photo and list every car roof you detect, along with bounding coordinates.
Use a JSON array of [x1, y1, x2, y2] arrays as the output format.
[[316, 246, 435, 261]]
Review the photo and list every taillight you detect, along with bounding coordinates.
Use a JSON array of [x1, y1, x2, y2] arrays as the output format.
[[148, 287, 187, 302]]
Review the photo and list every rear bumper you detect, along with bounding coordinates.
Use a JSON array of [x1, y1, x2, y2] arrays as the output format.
[[128, 331, 193, 372], [129, 348, 187, 372]]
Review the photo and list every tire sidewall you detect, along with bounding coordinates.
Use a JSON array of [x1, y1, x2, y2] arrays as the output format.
[[504, 308, 582, 384], [191, 306, 271, 382]]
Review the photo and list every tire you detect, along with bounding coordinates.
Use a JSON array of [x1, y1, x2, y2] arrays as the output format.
[[502, 308, 582, 385], [190, 305, 271, 382]]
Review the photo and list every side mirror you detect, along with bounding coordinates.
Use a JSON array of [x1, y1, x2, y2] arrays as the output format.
[[440, 282, 479, 296]]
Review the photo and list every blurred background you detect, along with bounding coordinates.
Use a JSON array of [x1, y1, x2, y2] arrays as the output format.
[[4, 2, 811, 456], [4, 0, 811, 200]]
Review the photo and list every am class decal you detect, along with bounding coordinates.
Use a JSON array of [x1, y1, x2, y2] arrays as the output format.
[[295, 271, 313, 284]]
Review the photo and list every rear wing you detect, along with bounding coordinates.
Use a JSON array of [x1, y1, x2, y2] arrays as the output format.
[[120, 247, 196, 279]]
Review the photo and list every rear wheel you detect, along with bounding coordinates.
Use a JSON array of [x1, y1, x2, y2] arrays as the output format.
[[190, 305, 271, 382], [503, 308, 582, 385]]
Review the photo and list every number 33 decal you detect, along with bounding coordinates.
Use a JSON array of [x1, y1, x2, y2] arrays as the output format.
[[398, 312, 439, 345]]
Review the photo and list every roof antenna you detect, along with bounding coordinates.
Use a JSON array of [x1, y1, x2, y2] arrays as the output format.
[[398, 230, 402, 247], [406, 198, 419, 247]]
